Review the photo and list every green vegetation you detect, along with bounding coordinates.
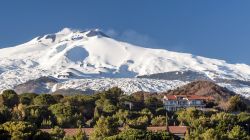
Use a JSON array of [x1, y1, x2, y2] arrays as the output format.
[[0, 88, 249, 139], [104, 128, 176, 140]]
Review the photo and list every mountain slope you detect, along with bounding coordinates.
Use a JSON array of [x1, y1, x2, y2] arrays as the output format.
[[164, 80, 235, 100], [1, 28, 250, 97]]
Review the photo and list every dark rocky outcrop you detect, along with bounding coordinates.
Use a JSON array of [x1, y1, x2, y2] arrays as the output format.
[[14, 76, 58, 94], [52, 88, 95, 95]]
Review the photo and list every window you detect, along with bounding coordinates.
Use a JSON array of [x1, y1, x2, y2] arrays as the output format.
[[196, 100, 201, 105]]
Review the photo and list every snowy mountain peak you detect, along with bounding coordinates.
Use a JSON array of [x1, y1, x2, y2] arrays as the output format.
[[1, 28, 250, 96], [85, 29, 110, 38], [34, 28, 109, 45]]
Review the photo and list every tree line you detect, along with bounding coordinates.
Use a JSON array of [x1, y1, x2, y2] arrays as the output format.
[[0, 88, 249, 140]]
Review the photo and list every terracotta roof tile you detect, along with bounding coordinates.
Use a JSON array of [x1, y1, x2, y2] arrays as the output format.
[[164, 95, 177, 100], [147, 126, 187, 134], [41, 128, 94, 136], [164, 95, 214, 101], [168, 126, 187, 134]]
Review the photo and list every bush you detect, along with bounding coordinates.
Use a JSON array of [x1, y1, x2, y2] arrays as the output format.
[[19, 93, 38, 105], [228, 125, 249, 139], [50, 126, 65, 140], [151, 116, 166, 126], [105, 128, 176, 140], [0, 121, 37, 140], [33, 130, 51, 140], [33, 94, 56, 106], [0, 90, 19, 108], [90, 116, 119, 140], [227, 95, 247, 112], [0, 106, 11, 124], [127, 116, 149, 130], [49, 103, 82, 127]]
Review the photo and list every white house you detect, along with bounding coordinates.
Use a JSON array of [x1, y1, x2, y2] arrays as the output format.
[[163, 95, 213, 111]]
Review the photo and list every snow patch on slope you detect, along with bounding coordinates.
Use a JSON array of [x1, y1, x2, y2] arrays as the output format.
[[1, 28, 250, 96]]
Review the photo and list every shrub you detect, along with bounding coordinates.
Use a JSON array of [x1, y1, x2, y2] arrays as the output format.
[[151, 116, 166, 126]]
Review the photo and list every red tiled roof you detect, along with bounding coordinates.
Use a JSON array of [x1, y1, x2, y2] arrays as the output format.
[[168, 126, 187, 134], [164, 95, 177, 100], [148, 126, 187, 134], [186, 95, 205, 100], [41, 128, 94, 136], [164, 95, 214, 101]]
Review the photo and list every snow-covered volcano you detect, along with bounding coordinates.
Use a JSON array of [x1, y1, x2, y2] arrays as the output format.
[[1, 28, 250, 96]]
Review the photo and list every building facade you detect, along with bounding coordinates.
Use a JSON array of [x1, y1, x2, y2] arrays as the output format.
[[163, 95, 212, 111]]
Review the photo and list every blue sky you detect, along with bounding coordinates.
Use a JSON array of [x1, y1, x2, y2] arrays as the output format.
[[1, 0, 250, 64]]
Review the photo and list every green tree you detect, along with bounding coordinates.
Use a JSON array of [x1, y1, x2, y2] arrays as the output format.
[[105, 128, 175, 140], [127, 116, 149, 130], [25, 105, 52, 127], [145, 131, 175, 140], [0, 106, 11, 124], [102, 100, 117, 115], [140, 108, 153, 121], [33, 130, 51, 140], [131, 92, 145, 110], [104, 87, 123, 104], [113, 109, 129, 126], [201, 128, 219, 140], [19, 93, 38, 105], [33, 94, 56, 106], [144, 96, 162, 113], [151, 116, 166, 126], [74, 128, 88, 140], [49, 103, 82, 127], [50, 126, 65, 140], [0, 121, 37, 140], [237, 112, 250, 125], [12, 103, 26, 121], [52, 94, 64, 103], [227, 95, 247, 112], [155, 107, 166, 116], [0, 90, 19, 108], [176, 108, 204, 126], [41, 119, 53, 128], [228, 125, 248, 139], [62, 95, 96, 120], [211, 112, 237, 133], [90, 116, 119, 140], [104, 128, 146, 140], [95, 97, 118, 117]]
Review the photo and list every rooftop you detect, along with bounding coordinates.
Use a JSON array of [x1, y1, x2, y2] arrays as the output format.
[[164, 95, 214, 100]]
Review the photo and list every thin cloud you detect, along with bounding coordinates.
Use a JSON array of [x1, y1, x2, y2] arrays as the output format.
[[105, 29, 158, 48], [104, 29, 189, 54]]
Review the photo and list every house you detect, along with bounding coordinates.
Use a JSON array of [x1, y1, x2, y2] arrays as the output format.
[[124, 101, 134, 110], [163, 95, 213, 111], [148, 126, 188, 138]]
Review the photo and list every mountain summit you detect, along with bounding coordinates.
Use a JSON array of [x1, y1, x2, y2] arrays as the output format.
[[1, 28, 250, 96]]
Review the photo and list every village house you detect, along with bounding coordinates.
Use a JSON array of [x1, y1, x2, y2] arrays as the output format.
[[163, 95, 214, 111]]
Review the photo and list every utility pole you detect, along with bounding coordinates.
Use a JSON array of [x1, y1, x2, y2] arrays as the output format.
[[129, 102, 132, 110], [166, 111, 169, 132]]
